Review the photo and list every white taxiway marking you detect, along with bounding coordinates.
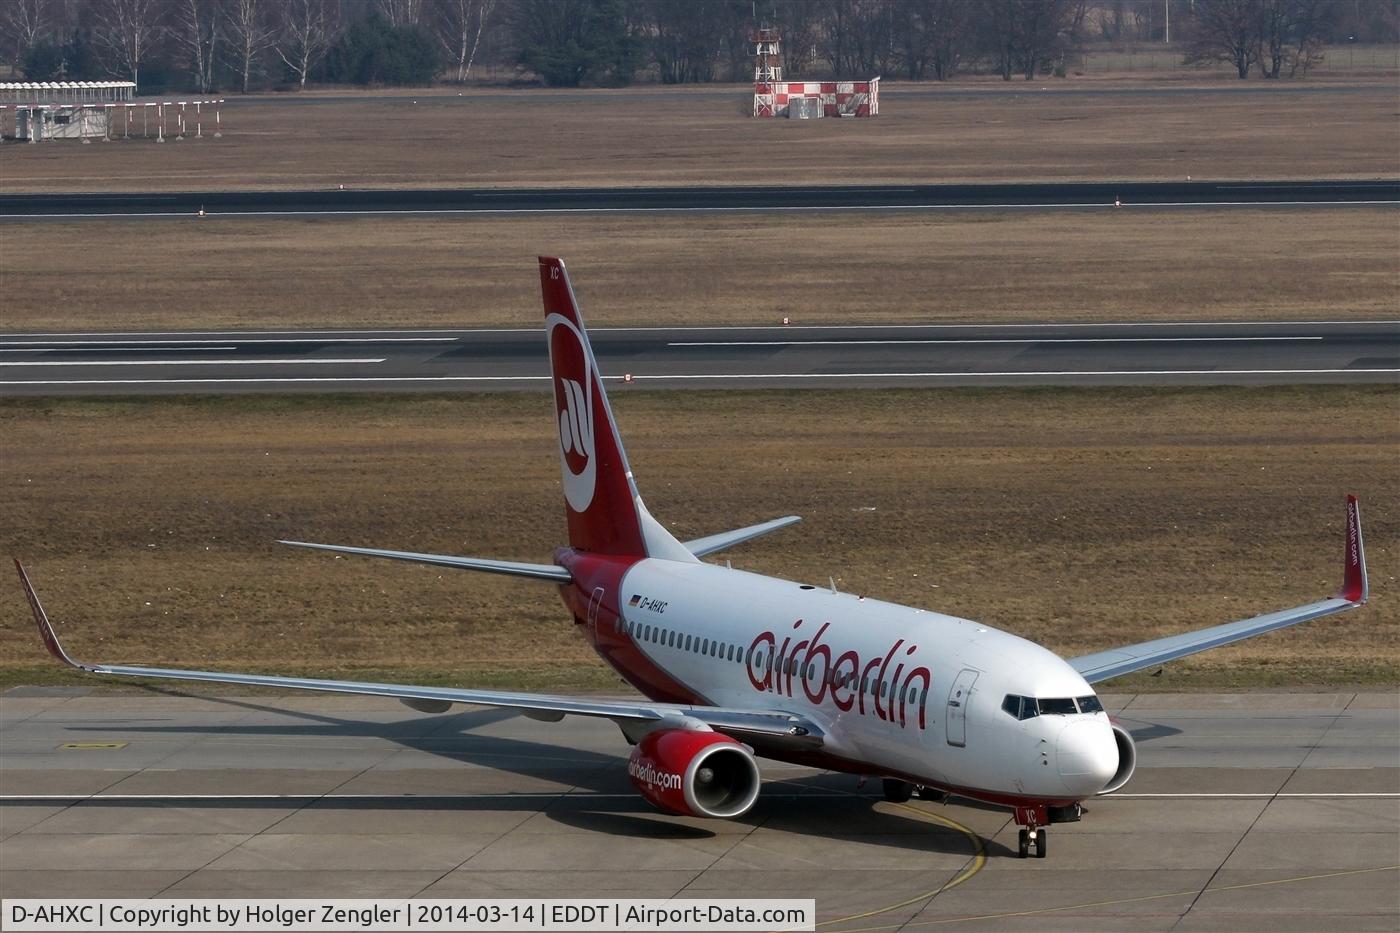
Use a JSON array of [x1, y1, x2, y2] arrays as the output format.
[[669, 337, 1326, 347], [0, 792, 1393, 801], [0, 358, 387, 367], [0, 346, 239, 353], [3, 368, 1396, 387], [0, 338, 456, 347]]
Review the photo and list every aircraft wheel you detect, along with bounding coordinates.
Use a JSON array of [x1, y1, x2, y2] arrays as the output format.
[[1017, 828, 1030, 858], [882, 779, 914, 803], [1034, 828, 1048, 859]]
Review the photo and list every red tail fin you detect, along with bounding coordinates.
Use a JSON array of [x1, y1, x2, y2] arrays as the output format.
[[539, 257, 692, 561]]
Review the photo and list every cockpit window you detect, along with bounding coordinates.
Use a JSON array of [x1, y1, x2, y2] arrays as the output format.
[[1003, 694, 1105, 719], [1001, 694, 1039, 721], [1037, 697, 1078, 715]]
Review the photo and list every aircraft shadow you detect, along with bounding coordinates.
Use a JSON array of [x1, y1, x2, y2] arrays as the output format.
[[34, 686, 1014, 858]]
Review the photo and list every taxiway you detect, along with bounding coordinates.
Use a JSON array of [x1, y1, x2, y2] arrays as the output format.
[[2, 691, 1396, 930]]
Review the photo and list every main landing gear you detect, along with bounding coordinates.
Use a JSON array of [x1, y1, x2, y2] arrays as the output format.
[[881, 780, 950, 804]]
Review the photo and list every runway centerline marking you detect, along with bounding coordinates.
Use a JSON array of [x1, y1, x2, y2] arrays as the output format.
[[4, 367, 1396, 387], [669, 337, 1327, 347], [0, 358, 388, 367]]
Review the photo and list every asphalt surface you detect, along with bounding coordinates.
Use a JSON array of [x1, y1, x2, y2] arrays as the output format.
[[2, 180, 1396, 218], [2, 691, 1395, 929], [2, 321, 1396, 395]]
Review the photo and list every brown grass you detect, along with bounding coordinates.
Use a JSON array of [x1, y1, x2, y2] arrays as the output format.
[[2, 82, 1396, 193], [3, 209, 1396, 332], [1, 387, 1395, 690]]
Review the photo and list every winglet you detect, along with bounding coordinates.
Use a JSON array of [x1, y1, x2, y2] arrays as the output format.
[[1337, 495, 1368, 604], [14, 560, 82, 669]]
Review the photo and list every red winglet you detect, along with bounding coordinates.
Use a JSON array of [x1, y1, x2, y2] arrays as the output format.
[[13, 560, 81, 669], [1337, 496, 1368, 604]]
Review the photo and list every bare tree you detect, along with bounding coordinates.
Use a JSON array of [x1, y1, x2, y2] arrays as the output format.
[[375, 0, 424, 28], [1285, 0, 1331, 76], [1255, 0, 1332, 77], [981, 0, 1019, 79], [645, 0, 727, 84], [1184, 0, 1263, 78], [764, 0, 821, 79], [922, 0, 973, 81], [0, 0, 53, 71], [433, 0, 497, 83], [224, 0, 276, 92], [90, 0, 162, 87], [172, 0, 220, 93], [276, 0, 338, 89]]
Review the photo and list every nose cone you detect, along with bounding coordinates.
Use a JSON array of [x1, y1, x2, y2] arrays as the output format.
[[1056, 719, 1118, 795]]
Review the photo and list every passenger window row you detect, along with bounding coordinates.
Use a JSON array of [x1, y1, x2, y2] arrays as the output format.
[[618, 615, 929, 706]]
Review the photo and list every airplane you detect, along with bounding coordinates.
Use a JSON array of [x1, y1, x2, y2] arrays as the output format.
[[17, 256, 1369, 859]]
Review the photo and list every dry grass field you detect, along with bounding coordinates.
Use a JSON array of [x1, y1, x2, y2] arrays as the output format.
[[2, 387, 1395, 691], [2, 81, 1396, 193], [3, 208, 1396, 331]]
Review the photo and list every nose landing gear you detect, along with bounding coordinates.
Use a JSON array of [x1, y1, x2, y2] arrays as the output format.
[[1017, 826, 1047, 858], [1014, 804, 1049, 859]]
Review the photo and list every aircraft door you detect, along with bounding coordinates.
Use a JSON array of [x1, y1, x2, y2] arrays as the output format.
[[946, 668, 979, 748]]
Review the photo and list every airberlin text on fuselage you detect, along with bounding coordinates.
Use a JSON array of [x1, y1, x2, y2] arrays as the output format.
[[748, 620, 932, 729]]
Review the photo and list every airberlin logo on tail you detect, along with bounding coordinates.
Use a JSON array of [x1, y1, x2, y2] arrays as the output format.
[[547, 313, 597, 512]]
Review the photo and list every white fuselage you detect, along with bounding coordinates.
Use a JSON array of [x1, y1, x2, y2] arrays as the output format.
[[614, 559, 1119, 801]]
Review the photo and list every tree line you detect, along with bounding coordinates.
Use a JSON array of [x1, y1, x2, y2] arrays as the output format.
[[2, 0, 1395, 93]]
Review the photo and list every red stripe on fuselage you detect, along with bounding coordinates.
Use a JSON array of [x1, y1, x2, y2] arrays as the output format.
[[555, 549, 711, 706]]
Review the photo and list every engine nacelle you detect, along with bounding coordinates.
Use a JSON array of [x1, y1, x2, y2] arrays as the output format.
[[1098, 720, 1138, 794], [628, 728, 761, 819]]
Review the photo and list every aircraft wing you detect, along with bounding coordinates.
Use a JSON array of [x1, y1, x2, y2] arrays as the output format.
[[1069, 496, 1368, 684], [15, 560, 821, 747]]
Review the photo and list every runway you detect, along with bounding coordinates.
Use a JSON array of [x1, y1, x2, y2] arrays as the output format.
[[2, 322, 1396, 395], [2, 691, 1396, 929], [2, 180, 1396, 218]]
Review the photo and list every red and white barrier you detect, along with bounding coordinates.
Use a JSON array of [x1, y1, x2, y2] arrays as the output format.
[[753, 79, 879, 118]]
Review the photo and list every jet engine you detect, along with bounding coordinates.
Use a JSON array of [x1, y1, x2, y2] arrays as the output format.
[[627, 728, 761, 818], [1098, 720, 1137, 794]]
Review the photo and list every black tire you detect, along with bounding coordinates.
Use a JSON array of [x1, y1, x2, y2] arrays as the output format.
[[1017, 828, 1030, 858], [882, 779, 914, 803], [1034, 828, 1048, 859]]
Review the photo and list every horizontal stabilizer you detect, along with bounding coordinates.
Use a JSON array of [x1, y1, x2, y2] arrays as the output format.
[[685, 516, 802, 558], [279, 541, 572, 583]]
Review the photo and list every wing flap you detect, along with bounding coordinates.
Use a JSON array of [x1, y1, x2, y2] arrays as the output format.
[[15, 560, 820, 746], [685, 516, 802, 558], [1070, 496, 1368, 685], [279, 540, 572, 582]]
